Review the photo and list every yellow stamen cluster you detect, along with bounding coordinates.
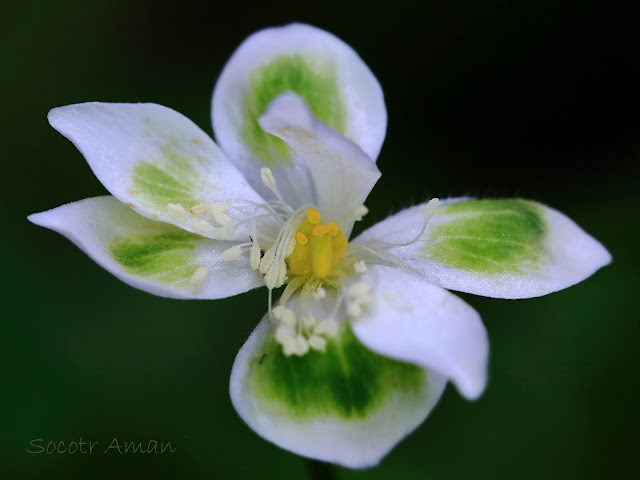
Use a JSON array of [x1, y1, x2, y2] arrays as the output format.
[[287, 208, 348, 278]]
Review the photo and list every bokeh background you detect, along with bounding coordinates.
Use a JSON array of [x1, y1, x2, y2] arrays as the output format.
[[2, 1, 638, 478]]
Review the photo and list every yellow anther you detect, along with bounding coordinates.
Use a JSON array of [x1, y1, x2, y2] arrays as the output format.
[[296, 231, 309, 245], [327, 222, 338, 236], [312, 224, 328, 236], [307, 208, 321, 225]]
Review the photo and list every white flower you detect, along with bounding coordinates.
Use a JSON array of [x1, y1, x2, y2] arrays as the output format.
[[28, 24, 611, 468]]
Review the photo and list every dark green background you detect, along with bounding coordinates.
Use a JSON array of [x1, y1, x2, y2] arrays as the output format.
[[2, 1, 638, 478]]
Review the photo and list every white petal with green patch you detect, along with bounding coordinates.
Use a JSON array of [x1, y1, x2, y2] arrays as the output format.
[[258, 93, 381, 236], [230, 314, 446, 468], [28, 196, 262, 299], [48, 102, 264, 241], [355, 198, 612, 299], [212, 23, 386, 206], [348, 265, 488, 400]]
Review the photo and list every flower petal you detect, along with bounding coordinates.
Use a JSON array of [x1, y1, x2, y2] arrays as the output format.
[[230, 314, 445, 468], [348, 265, 488, 400], [356, 198, 612, 299], [212, 23, 386, 205], [48, 102, 264, 241], [259, 92, 381, 235], [28, 196, 262, 299]]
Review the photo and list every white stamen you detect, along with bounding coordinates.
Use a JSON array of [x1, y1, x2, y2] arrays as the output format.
[[279, 277, 307, 306], [190, 202, 210, 214], [260, 168, 277, 190], [213, 212, 232, 226], [354, 260, 367, 273], [275, 325, 295, 344], [259, 206, 308, 289], [250, 242, 261, 270], [264, 261, 287, 290], [360, 198, 440, 249], [209, 202, 228, 214], [295, 335, 310, 356], [302, 314, 317, 329], [272, 305, 286, 320], [281, 308, 296, 327], [190, 267, 209, 285], [347, 303, 362, 317], [347, 243, 406, 269], [211, 203, 230, 224], [423, 197, 440, 224], [221, 246, 242, 261], [167, 203, 187, 216], [308, 335, 327, 352], [260, 167, 291, 213], [273, 306, 296, 327], [314, 319, 339, 337], [193, 220, 214, 233], [313, 286, 326, 300], [286, 237, 296, 257], [259, 249, 275, 274], [354, 205, 369, 221], [282, 338, 299, 356]]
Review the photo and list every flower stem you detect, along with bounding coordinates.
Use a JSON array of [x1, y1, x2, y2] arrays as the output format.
[[305, 458, 338, 480]]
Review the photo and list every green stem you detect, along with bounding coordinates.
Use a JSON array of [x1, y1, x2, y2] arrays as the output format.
[[305, 458, 338, 480]]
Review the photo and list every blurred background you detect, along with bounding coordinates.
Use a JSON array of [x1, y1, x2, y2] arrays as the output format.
[[1, 0, 638, 478]]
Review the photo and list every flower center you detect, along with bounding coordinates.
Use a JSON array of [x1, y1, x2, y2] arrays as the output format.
[[286, 208, 348, 279], [215, 167, 441, 357], [216, 167, 381, 357]]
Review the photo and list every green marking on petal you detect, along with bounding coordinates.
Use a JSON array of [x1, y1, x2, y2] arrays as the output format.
[[243, 54, 347, 166], [427, 199, 547, 274], [248, 324, 426, 421], [131, 144, 209, 210], [109, 231, 202, 286]]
